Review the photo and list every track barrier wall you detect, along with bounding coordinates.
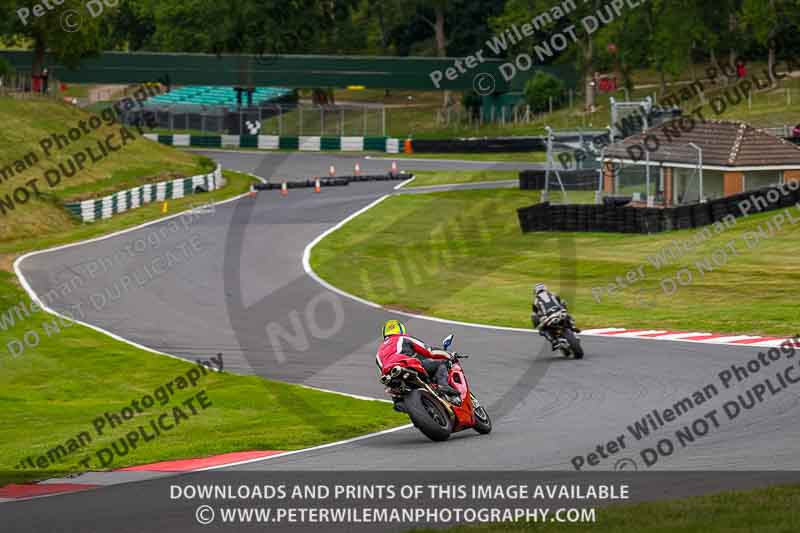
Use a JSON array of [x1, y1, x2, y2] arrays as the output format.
[[145, 134, 400, 153], [64, 165, 223, 223], [517, 184, 800, 234]]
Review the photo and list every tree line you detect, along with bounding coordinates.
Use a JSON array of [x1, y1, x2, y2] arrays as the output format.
[[1, 0, 798, 103]]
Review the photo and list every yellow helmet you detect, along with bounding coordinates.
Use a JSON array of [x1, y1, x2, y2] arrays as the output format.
[[382, 319, 407, 338]]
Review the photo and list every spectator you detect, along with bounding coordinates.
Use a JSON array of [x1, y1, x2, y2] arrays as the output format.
[[41, 68, 49, 94]]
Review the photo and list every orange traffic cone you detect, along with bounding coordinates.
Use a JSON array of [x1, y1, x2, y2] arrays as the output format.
[[280, 181, 288, 197], [249, 184, 257, 198], [391, 160, 398, 176], [354, 162, 361, 176], [329, 165, 336, 177], [314, 178, 321, 193]]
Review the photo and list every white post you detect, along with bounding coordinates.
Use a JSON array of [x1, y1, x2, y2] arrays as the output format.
[[645, 149, 652, 206], [596, 148, 606, 204], [689, 142, 704, 203]]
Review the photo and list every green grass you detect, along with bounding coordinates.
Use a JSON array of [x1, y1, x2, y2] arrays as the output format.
[[428, 484, 800, 533], [311, 188, 800, 336], [0, 266, 403, 485], [409, 170, 519, 187], [0, 96, 210, 243]]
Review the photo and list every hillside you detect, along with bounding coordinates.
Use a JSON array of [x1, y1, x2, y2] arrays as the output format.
[[0, 96, 212, 243]]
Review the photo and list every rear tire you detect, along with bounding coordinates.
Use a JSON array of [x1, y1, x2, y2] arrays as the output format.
[[471, 395, 492, 435], [405, 389, 453, 442], [564, 329, 584, 359]]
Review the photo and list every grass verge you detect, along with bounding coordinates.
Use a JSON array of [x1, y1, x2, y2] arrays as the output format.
[[311, 188, 800, 336], [408, 170, 519, 188], [423, 484, 800, 533]]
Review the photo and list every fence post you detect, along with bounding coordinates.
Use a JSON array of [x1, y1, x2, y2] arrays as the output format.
[[278, 104, 283, 136], [320, 107, 324, 136], [299, 106, 303, 136], [363, 105, 367, 136], [382, 106, 386, 136]]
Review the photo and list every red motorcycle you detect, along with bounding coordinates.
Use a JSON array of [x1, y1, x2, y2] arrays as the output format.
[[379, 334, 492, 442]]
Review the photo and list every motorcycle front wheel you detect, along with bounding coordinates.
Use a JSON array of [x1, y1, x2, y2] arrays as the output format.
[[471, 394, 492, 435], [405, 389, 453, 442]]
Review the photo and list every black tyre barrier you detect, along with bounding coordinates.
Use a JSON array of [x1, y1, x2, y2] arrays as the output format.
[[519, 170, 598, 191], [517, 183, 800, 234], [412, 138, 547, 153], [252, 173, 409, 191]]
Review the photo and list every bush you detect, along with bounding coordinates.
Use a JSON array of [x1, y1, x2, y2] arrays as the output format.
[[523, 71, 565, 112], [0, 57, 13, 79]]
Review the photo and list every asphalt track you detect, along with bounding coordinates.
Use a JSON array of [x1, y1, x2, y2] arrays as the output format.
[[10, 151, 800, 530]]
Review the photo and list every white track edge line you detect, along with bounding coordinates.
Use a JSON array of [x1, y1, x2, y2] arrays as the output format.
[[196, 424, 415, 472], [393, 176, 416, 190], [301, 194, 536, 333]]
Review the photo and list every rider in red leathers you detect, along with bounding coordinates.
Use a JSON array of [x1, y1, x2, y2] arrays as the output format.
[[376, 320, 458, 406]]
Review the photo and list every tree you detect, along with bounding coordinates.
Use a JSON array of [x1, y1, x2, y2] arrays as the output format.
[[741, 0, 800, 84], [2, 0, 107, 77], [491, 0, 607, 110], [523, 71, 565, 112]]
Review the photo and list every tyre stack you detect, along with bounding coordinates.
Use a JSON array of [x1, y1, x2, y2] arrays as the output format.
[[691, 202, 712, 228], [709, 198, 730, 223], [622, 207, 638, 233], [675, 205, 693, 229]]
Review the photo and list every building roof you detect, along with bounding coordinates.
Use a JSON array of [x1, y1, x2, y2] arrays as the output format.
[[605, 119, 800, 168]]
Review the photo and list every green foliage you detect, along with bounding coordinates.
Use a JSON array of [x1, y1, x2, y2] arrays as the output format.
[[0, 56, 13, 78], [523, 71, 565, 112]]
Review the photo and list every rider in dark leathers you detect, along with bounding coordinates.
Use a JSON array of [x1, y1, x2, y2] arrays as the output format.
[[531, 283, 579, 349]]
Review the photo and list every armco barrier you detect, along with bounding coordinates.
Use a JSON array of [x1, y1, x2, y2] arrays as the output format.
[[64, 165, 223, 223], [144, 134, 400, 153], [518, 183, 800, 234], [519, 170, 598, 191]]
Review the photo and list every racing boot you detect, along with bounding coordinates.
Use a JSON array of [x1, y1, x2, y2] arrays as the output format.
[[539, 329, 559, 350], [433, 364, 459, 397]]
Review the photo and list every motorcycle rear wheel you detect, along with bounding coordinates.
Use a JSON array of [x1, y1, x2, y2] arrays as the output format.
[[564, 329, 584, 359], [405, 389, 453, 442]]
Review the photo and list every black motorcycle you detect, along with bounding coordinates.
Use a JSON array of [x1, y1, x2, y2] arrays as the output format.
[[540, 310, 584, 359]]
